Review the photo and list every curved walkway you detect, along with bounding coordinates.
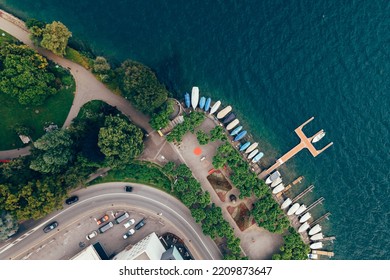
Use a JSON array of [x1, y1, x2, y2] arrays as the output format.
[[0, 12, 152, 159]]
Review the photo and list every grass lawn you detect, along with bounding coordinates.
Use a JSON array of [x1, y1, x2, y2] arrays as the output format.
[[0, 29, 18, 45], [92, 161, 173, 192], [64, 47, 94, 69], [0, 79, 75, 150]]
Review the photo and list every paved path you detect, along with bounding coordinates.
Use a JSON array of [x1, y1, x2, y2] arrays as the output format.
[[0, 13, 152, 159]]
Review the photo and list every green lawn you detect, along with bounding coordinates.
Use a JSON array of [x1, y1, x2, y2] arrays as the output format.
[[91, 161, 173, 192], [0, 80, 75, 150], [64, 47, 94, 69], [0, 29, 18, 45]]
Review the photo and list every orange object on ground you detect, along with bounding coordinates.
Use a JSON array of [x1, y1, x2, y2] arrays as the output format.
[[193, 147, 202, 155]]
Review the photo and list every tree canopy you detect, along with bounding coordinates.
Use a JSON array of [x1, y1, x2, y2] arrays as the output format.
[[149, 100, 174, 130], [118, 60, 168, 114], [40, 21, 72, 56], [0, 211, 19, 240], [272, 228, 311, 260], [0, 43, 57, 105], [98, 115, 144, 166]]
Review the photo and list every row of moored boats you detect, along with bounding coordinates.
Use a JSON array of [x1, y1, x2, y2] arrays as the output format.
[[184, 87, 264, 163], [266, 171, 325, 250]]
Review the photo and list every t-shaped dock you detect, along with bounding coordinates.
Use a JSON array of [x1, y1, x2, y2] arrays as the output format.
[[259, 117, 333, 179]]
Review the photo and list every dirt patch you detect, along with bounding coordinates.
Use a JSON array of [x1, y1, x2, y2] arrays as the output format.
[[227, 203, 255, 232], [207, 172, 233, 202]]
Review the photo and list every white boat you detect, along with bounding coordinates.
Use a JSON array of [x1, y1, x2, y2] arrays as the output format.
[[191, 87, 199, 109], [270, 177, 282, 188], [209, 101, 221, 115], [272, 183, 285, 194], [226, 119, 239, 130], [309, 224, 322, 236], [265, 171, 281, 184], [217, 106, 232, 119], [295, 204, 307, 215], [312, 131, 326, 143], [247, 149, 258, 160], [310, 242, 323, 250], [298, 222, 310, 233], [299, 212, 312, 223], [287, 203, 300, 215], [310, 233, 324, 241], [307, 253, 318, 260], [245, 142, 258, 154], [281, 198, 292, 210]]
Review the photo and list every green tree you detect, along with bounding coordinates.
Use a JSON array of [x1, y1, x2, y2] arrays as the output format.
[[40, 21, 72, 56], [210, 125, 227, 141], [0, 211, 19, 240], [29, 129, 75, 174], [93, 56, 111, 73], [196, 130, 210, 145], [118, 60, 168, 114], [98, 115, 144, 166], [149, 100, 174, 130], [26, 18, 46, 29], [0, 43, 57, 105]]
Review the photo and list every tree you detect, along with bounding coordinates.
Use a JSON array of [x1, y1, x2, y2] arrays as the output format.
[[29, 129, 75, 174], [40, 21, 72, 56], [0, 211, 19, 240], [210, 125, 227, 142], [149, 100, 174, 130], [93, 56, 111, 73], [0, 43, 57, 105], [98, 115, 144, 166], [118, 60, 168, 114], [196, 130, 210, 145]]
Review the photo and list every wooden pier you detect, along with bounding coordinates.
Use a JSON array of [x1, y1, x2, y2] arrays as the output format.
[[276, 176, 304, 198], [320, 236, 336, 242], [291, 185, 314, 202], [302, 197, 325, 214], [312, 250, 335, 258], [310, 212, 331, 226], [259, 117, 333, 179]]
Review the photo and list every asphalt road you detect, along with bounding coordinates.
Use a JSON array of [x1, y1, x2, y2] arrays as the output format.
[[0, 183, 222, 260]]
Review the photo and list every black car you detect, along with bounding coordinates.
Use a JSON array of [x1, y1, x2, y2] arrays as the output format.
[[134, 219, 146, 230], [65, 196, 79, 205], [43, 221, 58, 233], [125, 186, 133, 192]]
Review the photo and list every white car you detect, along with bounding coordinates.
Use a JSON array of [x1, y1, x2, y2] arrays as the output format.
[[124, 219, 135, 228], [86, 230, 98, 240], [123, 229, 135, 239]]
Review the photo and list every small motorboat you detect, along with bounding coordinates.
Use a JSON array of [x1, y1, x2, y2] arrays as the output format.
[[309, 224, 322, 236], [223, 113, 236, 124], [226, 119, 239, 131], [204, 97, 211, 111], [230, 126, 243, 136], [272, 183, 285, 194], [199, 96, 206, 110], [245, 142, 258, 154], [281, 198, 292, 210], [247, 149, 259, 160], [295, 204, 307, 215], [298, 222, 310, 233], [184, 92, 190, 108], [209, 101, 221, 115], [234, 130, 247, 141], [310, 233, 324, 241], [287, 203, 300, 215], [265, 171, 281, 184], [217, 105, 232, 119], [299, 212, 312, 223], [270, 177, 282, 188], [239, 142, 250, 151], [191, 86, 199, 109], [310, 242, 323, 250], [312, 131, 326, 143], [252, 152, 264, 163]]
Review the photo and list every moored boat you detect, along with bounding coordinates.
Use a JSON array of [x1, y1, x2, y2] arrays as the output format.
[[309, 224, 322, 236], [310, 233, 324, 241], [204, 97, 211, 111], [191, 87, 199, 109], [298, 222, 310, 233], [281, 198, 292, 210], [226, 119, 240, 130], [223, 113, 236, 124], [247, 149, 259, 160], [287, 203, 300, 215], [234, 130, 247, 141], [199, 96, 206, 110], [272, 183, 285, 194], [217, 105, 232, 119], [265, 171, 281, 184], [252, 152, 264, 163], [239, 141, 250, 151], [299, 212, 312, 223], [270, 177, 282, 188], [209, 101, 221, 115], [245, 142, 258, 154], [310, 242, 323, 250], [312, 131, 326, 143], [184, 92, 190, 108], [230, 125, 243, 136], [295, 204, 307, 215]]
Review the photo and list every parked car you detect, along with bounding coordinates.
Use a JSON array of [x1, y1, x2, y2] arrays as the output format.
[[123, 229, 135, 239], [134, 219, 146, 230], [124, 219, 135, 228], [43, 221, 58, 233], [86, 230, 98, 240], [96, 214, 109, 225], [65, 196, 79, 205], [125, 186, 133, 192]]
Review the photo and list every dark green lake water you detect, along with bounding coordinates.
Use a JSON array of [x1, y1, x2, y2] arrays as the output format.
[[1, 0, 389, 259]]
